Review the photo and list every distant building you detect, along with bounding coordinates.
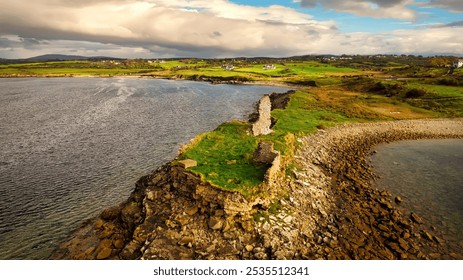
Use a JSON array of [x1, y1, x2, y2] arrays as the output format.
[[222, 64, 234, 71], [263, 64, 276, 70], [453, 59, 463, 68]]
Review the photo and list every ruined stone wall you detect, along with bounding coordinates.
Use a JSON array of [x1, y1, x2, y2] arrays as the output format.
[[252, 141, 283, 192], [252, 95, 272, 136], [250, 92, 292, 189], [264, 151, 281, 188]]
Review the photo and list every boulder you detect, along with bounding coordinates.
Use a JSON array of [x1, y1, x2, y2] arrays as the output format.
[[208, 217, 224, 230], [100, 206, 121, 220], [113, 239, 125, 250], [121, 203, 141, 226], [96, 248, 112, 260], [178, 236, 194, 246], [410, 212, 423, 224], [178, 159, 197, 169]]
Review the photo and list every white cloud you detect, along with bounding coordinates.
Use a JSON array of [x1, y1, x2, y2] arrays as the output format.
[[299, 0, 417, 20], [152, 0, 316, 24], [385, 26, 463, 54], [0, 0, 337, 58]]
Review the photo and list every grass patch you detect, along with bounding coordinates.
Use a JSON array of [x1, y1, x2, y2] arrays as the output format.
[[342, 78, 463, 117], [179, 121, 266, 194], [399, 82, 463, 117], [271, 90, 350, 135], [0, 60, 359, 84]]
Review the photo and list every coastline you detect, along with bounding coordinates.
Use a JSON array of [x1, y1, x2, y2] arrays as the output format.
[[0, 74, 298, 89], [52, 118, 463, 260]]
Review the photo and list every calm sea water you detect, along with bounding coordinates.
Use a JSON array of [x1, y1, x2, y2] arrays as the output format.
[[0, 77, 289, 259], [370, 139, 463, 253]]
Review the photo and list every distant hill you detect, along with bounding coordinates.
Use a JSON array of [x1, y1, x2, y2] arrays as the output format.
[[0, 54, 124, 63], [27, 54, 90, 61], [27, 54, 125, 62], [0, 58, 12, 63]]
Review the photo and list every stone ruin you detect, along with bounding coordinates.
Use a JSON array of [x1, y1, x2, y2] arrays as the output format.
[[252, 141, 281, 190], [252, 95, 272, 136]]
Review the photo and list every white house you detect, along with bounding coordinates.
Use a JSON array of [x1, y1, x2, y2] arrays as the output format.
[[263, 64, 276, 70], [222, 64, 234, 71], [453, 59, 463, 68]]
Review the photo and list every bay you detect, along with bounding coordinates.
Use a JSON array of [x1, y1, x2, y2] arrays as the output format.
[[0, 77, 289, 259]]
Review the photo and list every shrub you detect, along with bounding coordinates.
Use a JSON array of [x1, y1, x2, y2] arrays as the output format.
[[405, 88, 427, 98], [368, 82, 386, 92], [437, 78, 460, 86], [287, 79, 318, 87]]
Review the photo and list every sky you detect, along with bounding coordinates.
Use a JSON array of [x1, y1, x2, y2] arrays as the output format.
[[0, 0, 462, 59]]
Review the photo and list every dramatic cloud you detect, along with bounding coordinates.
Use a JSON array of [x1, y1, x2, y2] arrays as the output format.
[[0, 0, 336, 58], [0, 0, 461, 58], [297, 26, 463, 55], [298, 0, 417, 20]]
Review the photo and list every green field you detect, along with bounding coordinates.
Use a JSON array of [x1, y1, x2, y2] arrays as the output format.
[[405, 83, 463, 116], [233, 62, 359, 77], [0, 59, 361, 84], [0, 60, 159, 76]]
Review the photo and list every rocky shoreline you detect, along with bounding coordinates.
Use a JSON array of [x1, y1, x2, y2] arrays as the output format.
[[52, 118, 463, 260], [292, 118, 463, 259]]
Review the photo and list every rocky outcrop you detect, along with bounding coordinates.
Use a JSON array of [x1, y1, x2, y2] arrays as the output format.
[[51, 162, 289, 260], [178, 159, 197, 169], [268, 90, 295, 110]]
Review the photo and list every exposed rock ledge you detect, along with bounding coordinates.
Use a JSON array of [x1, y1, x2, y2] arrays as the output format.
[[52, 118, 463, 260]]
